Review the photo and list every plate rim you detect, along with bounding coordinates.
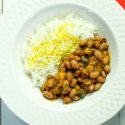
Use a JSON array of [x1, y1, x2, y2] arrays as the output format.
[[0, 0, 125, 125]]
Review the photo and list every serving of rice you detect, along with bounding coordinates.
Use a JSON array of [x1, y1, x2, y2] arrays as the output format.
[[22, 14, 98, 87]]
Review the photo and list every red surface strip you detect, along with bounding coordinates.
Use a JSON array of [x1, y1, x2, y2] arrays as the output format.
[[116, 0, 125, 10]]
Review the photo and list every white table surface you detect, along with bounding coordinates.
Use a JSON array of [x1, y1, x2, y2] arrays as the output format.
[[0, 0, 125, 125]]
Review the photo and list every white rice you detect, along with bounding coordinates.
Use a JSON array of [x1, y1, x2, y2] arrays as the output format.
[[22, 14, 98, 87]]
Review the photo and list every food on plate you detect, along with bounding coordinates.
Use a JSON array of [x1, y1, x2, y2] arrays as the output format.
[[22, 14, 97, 86], [41, 36, 110, 104], [22, 14, 110, 104]]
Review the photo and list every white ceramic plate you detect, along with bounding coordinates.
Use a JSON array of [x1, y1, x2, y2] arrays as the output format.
[[0, 0, 125, 125]]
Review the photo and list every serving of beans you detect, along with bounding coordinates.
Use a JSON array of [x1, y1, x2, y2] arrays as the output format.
[[40, 35, 111, 104]]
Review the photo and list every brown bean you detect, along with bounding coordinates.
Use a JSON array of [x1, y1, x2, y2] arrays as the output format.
[[99, 43, 109, 50], [90, 71, 99, 79], [63, 96, 72, 104], [69, 89, 77, 98], [94, 50, 103, 60], [43, 91, 54, 99], [103, 51, 109, 56], [75, 70, 81, 77], [78, 77, 83, 83], [44, 82, 50, 91], [52, 87, 62, 95], [79, 40, 87, 47], [95, 35, 102, 41], [87, 40, 93, 48], [69, 54, 81, 61], [66, 72, 73, 82], [89, 56, 97, 66], [62, 87, 71, 94], [88, 84, 94, 92], [94, 40, 100, 48], [63, 80, 69, 91], [70, 79, 77, 88], [97, 76, 105, 83], [84, 48, 92, 55], [82, 68, 89, 76], [59, 63, 65, 72], [94, 83, 102, 91], [87, 65, 94, 73], [59, 72, 65, 80], [103, 56, 110, 64], [83, 79, 92, 86], [73, 49, 83, 56], [64, 61, 71, 69], [101, 71, 106, 77], [70, 60, 80, 69], [104, 65, 111, 73], [74, 85, 81, 91], [101, 38, 107, 43], [47, 75, 54, 79], [47, 79, 54, 87], [62, 56, 69, 61], [72, 96, 80, 101]]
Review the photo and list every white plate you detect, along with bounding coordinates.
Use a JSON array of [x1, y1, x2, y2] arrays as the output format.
[[0, 0, 125, 125]]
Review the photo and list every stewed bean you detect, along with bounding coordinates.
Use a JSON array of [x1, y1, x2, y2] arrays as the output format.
[[103, 56, 110, 64], [94, 50, 103, 60], [95, 35, 102, 41], [87, 65, 94, 73], [90, 71, 99, 79], [74, 85, 81, 91], [70, 79, 77, 87], [83, 79, 92, 86], [97, 76, 105, 83], [64, 61, 71, 69], [99, 43, 109, 50], [94, 40, 100, 48], [43, 91, 54, 99], [104, 65, 111, 73], [69, 55, 81, 61], [87, 40, 93, 48], [52, 87, 62, 95], [66, 72, 73, 82], [62, 87, 71, 94], [47, 78, 54, 87], [59, 63, 65, 72], [88, 84, 94, 92], [73, 49, 83, 56], [69, 89, 77, 98], [41, 35, 110, 104], [63, 80, 69, 91], [101, 71, 106, 77], [47, 75, 54, 79], [79, 40, 87, 47], [70, 60, 80, 69], [72, 96, 80, 101], [84, 48, 93, 55], [63, 96, 72, 104], [94, 83, 102, 91], [103, 51, 109, 56]]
